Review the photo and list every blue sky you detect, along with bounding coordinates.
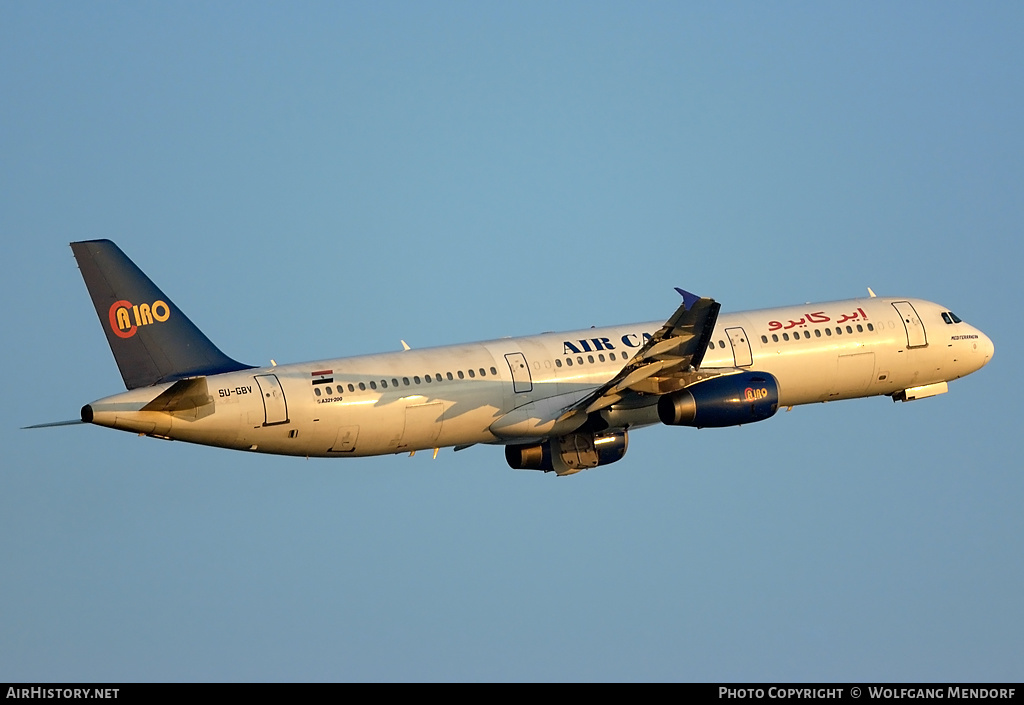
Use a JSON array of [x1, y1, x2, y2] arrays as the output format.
[[2, 2, 1021, 681]]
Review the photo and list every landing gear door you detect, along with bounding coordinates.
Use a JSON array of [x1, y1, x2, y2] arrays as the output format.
[[725, 327, 753, 367], [504, 352, 533, 393], [892, 301, 928, 348], [254, 374, 289, 426]]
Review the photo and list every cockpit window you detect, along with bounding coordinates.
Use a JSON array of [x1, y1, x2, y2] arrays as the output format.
[[942, 312, 953, 324], [950, 312, 962, 323]]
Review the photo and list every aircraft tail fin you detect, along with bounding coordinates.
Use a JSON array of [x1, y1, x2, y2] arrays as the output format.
[[71, 239, 253, 389]]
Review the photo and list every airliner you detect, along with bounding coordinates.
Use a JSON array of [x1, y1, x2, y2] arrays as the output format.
[[29, 240, 993, 475]]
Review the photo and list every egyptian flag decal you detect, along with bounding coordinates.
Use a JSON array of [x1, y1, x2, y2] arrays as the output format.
[[311, 370, 333, 385]]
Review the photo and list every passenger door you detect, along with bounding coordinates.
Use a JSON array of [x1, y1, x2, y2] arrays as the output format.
[[725, 327, 753, 367], [254, 374, 289, 426], [892, 301, 928, 348]]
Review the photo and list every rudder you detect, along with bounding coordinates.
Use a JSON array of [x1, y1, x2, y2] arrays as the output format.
[[71, 239, 253, 389]]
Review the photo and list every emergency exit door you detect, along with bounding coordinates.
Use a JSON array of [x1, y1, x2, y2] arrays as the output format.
[[504, 352, 533, 393]]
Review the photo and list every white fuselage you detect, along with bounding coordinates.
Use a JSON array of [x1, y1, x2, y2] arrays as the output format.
[[85, 296, 993, 458]]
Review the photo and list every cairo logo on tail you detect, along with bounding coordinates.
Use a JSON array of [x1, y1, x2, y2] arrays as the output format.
[[108, 300, 170, 339]]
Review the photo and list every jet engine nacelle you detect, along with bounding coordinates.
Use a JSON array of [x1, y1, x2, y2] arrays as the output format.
[[505, 430, 629, 476], [658, 371, 780, 428]]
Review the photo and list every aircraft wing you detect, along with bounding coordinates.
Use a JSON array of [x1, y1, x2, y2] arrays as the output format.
[[559, 288, 721, 420]]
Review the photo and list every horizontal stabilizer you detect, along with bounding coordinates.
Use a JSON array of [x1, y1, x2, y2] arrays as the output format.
[[141, 377, 214, 413]]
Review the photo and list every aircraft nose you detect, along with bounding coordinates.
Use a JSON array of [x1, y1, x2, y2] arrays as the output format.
[[970, 327, 995, 366], [975, 330, 994, 366]]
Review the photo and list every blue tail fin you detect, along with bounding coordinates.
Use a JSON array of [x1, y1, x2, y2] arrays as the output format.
[[71, 239, 253, 389]]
